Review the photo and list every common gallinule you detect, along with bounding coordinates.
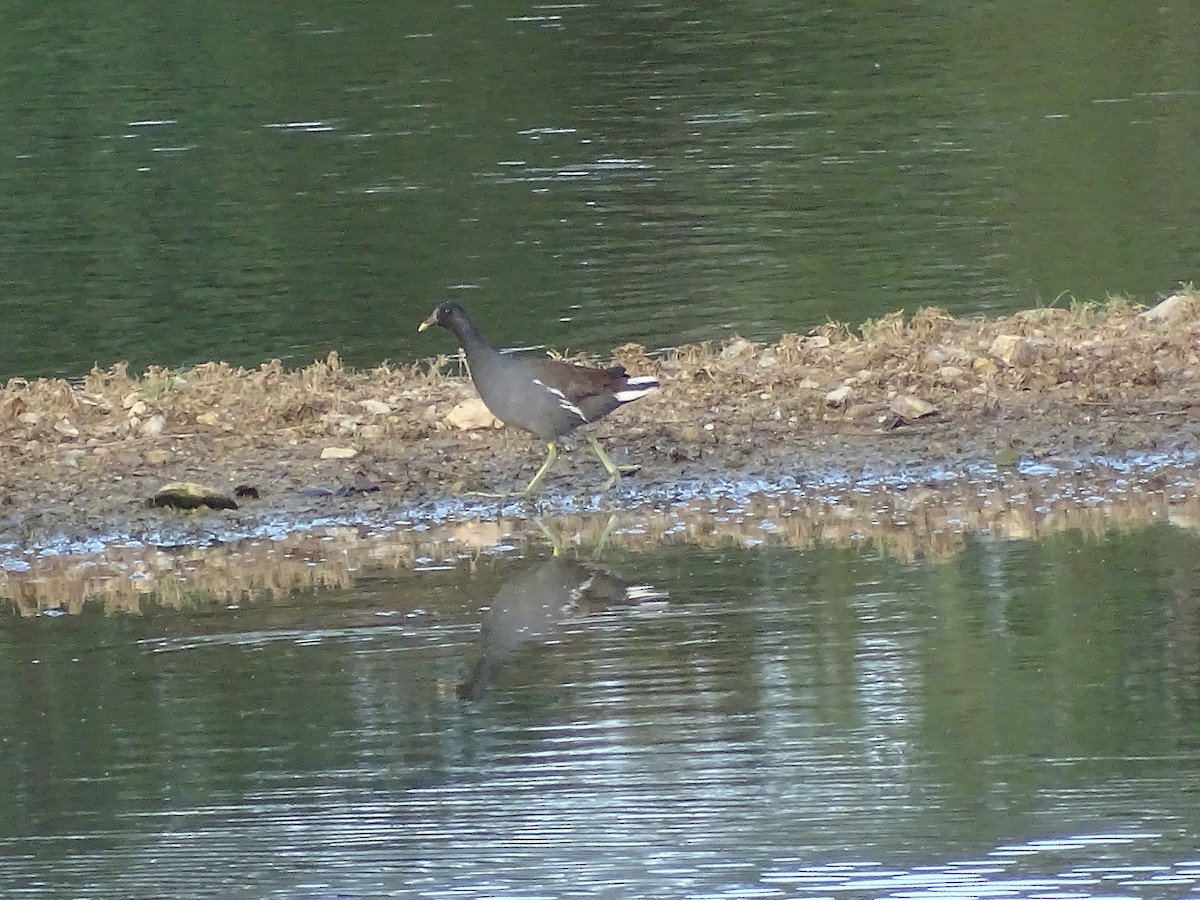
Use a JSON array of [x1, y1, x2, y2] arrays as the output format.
[[419, 301, 659, 493], [456, 555, 668, 700]]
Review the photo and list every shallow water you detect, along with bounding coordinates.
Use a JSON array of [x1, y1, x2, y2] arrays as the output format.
[[2, 526, 1199, 898], [2, 2, 1199, 377]]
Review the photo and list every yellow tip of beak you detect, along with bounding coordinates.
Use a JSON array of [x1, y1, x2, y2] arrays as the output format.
[[417, 321, 430, 333]]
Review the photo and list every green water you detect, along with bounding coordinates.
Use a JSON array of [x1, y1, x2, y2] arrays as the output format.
[[1, 525, 1198, 897], [1, 1, 1198, 378]]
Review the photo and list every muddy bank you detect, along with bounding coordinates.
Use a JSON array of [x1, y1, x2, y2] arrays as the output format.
[[4, 472, 1200, 617], [2, 293, 1199, 612]]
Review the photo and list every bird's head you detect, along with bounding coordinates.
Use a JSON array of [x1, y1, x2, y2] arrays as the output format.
[[418, 301, 465, 333]]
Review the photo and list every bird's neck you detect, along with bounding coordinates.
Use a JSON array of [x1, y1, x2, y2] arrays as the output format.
[[448, 316, 497, 364]]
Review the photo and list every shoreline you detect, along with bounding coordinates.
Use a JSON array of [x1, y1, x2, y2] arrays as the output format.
[[3, 293, 1198, 612], [3, 451, 1198, 616]]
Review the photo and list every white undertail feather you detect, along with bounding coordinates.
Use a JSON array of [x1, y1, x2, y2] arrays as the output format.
[[613, 376, 660, 404], [626, 584, 669, 602]]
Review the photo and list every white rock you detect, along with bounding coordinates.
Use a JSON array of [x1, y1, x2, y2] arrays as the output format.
[[445, 398, 501, 430], [924, 344, 967, 367], [141, 414, 167, 437], [825, 385, 853, 407], [358, 399, 391, 415], [988, 334, 1035, 367], [720, 337, 755, 359], [320, 446, 358, 460], [889, 395, 937, 420], [1139, 292, 1196, 323]]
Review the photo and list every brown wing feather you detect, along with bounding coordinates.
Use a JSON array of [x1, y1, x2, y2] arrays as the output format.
[[531, 358, 629, 403]]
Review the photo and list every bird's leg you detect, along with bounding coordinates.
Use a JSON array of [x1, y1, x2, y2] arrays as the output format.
[[587, 434, 641, 490], [523, 441, 559, 495], [594, 512, 618, 550], [533, 517, 564, 556]]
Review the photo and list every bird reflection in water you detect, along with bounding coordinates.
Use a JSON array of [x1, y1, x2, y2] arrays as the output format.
[[456, 554, 667, 700]]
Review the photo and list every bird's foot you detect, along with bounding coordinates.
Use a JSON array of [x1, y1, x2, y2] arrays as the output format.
[[599, 463, 642, 491], [599, 471, 622, 493]]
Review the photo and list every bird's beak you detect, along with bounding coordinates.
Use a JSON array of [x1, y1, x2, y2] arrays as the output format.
[[418, 313, 436, 333]]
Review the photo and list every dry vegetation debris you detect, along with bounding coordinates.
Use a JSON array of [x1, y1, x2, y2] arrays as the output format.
[[0, 292, 1198, 547]]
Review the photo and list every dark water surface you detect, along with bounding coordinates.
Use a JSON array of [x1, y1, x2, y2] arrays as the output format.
[[2, 2, 1198, 377], [2, 525, 1199, 898]]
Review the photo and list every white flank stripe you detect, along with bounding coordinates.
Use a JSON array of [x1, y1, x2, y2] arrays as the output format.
[[533, 378, 586, 421]]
